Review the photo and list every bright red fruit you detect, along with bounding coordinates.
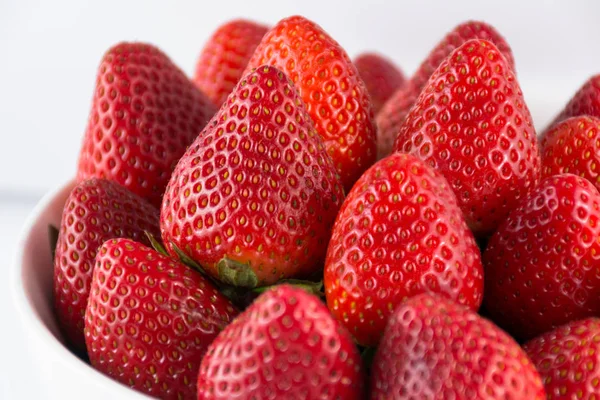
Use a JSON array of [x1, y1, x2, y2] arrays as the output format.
[[324, 153, 483, 346], [523, 318, 600, 399], [376, 83, 421, 160], [484, 174, 600, 341], [541, 115, 600, 191], [77, 42, 217, 207], [353, 52, 406, 115], [161, 66, 344, 287], [371, 294, 545, 399], [377, 20, 514, 161], [410, 20, 514, 95], [197, 285, 364, 400], [246, 15, 377, 191], [53, 178, 159, 353], [85, 238, 238, 400], [193, 19, 268, 107], [548, 74, 600, 128], [393, 39, 540, 236]]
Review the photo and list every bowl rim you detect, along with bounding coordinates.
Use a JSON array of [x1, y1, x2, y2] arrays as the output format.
[[10, 179, 149, 399]]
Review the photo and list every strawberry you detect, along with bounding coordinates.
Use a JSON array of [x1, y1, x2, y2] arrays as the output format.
[[160, 65, 344, 288], [410, 20, 514, 95], [376, 83, 421, 160], [246, 15, 377, 191], [193, 19, 268, 107], [197, 285, 364, 400], [371, 293, 545, 399], [523, 318, 600, 399], [77, 42, 217, 207], [324, 153, 483, 346], [353, 52, 406, 115], [548, 74, 600, 129], [85, 238, 238, 399], [483, 174, 600, 341], [53, 178, 159, 353], [393, 39, 540, 236], [540, 115, 600, 192], [377, 21, 514, 160]]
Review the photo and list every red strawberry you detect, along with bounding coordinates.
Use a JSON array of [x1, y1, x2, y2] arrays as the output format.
[[377, 21, 514, 160], [53, 178, 159, 353], [324, 153, 483, 346], [523, 318, 600, 399], [160, 65, 344, 287], [246, 15, 377, 191], [483, 174, 600, 341], [376, 83, 421, 160], [548, 74, 600, 128], [77, 42, 217, 207], [371, 293, 545, 399], [197, 285, 364, 400], [393, 39, 540, 236], [193, 19, 268, 107], [85, 238, 238, 399], [410, 20, 514, 95], [541, 115, 600, 192], [353, 52, 406, 115]]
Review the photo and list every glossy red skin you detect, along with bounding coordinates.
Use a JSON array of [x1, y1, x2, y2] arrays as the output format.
[[161, 66, 344, 286], [193, 19, 268, 107], [377, 21, 514, 162], [246, 15, 377, 192], [549, 74, 600, 129], [197, 285, 364, 400], [371, 294, 545, 400], [324, 153, 483, 346], [484, 174, 600, 341], [354, 53, 406, 116], [523, 318, 600, 399], [376, 83, 421, 160], [393, 39, 540, 236], [85, 238, 238, 400], [53, 178, 159, 353], [541, 115, 600, 192], [77, 42, 216, 207], [410, 20, 514, 94]]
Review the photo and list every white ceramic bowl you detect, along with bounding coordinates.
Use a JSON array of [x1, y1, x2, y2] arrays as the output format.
[[11, 180, 149, 399]]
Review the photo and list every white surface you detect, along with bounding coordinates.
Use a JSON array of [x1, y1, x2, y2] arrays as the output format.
[[2, 0, 600, 398], [1, 200, 40, 399]]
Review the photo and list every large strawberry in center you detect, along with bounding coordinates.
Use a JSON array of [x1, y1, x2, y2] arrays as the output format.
[[161, 66, 344, 287], [393, 39, 540, 235], [246, 16, 377, 191]]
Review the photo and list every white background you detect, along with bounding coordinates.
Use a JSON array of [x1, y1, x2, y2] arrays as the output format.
[[2, 0, 600, 398]]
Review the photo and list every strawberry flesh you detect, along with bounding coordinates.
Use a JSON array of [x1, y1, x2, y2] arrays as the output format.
[[197, 285, 364, 399], [324, 153, 483, 346], [161, 65, 344, 287], [77, 42, 216, 207], [371, 293, 546, 399], [54, 178, 159, 353], [85, 238, 238, 399], [393, 39, 540, 235]]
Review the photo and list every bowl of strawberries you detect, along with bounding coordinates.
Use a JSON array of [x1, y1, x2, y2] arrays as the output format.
[[12, 13, 600, 400]]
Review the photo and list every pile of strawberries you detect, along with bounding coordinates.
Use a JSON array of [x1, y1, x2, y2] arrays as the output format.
[[50, 15, 600, 399]]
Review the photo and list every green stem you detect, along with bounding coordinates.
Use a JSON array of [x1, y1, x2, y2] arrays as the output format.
[[217, 257, 259, 288], [144, 231, 169, 256]]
